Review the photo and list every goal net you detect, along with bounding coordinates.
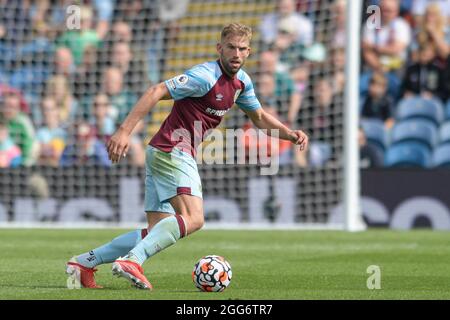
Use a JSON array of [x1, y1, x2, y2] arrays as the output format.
[[0, 0, 355, 229]]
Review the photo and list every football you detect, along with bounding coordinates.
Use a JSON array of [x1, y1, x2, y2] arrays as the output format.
[[192, 255, 232, 292]]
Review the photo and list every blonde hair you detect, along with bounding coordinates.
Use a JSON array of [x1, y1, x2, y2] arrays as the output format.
[[418, 3, 446, 41], [220, 23, 252, 42], [44, 75, 74, 122]]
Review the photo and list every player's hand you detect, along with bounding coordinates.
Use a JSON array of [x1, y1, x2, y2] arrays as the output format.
[[289, 130, 309, 152], [107, 128, 130, 164]]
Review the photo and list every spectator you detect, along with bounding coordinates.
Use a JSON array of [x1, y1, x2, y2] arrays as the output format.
[[149, 0, 190, 83], [309, 78, 338, 141], [362, 0, 412, 73], [256, 73, 277, 114], [113, 0, 188, 83], [0, 118, 22, 168], [289, 62, 310, 119], [0, 84, 30, 114], [298, 78, 340, 166], [110, 41, 150, 96], [402, 42, 448, 102], [359, 127, 384, 168], [90, 93, 116, 143], [259, 50, 301, 125], [73, 45, 101, 99], [411, 0, 450, 26], [109, 20, 133, 44], [361, 72, 395, 128], [32, 0, 71, 38], [60, 121, 111, 167], [56, 5, 101, 66], [329, 46, 346, 96], [93, 0, 115, 40], [98, 20, 150, 88], [0, 92, 37, 166], [43, 75, 79, 125], [8, 57, 52, 104], [100, 67, 137, 125], [411, 3, 450, 62], [332, 0, 347, 49], [8, 22, 53, 102], [360, 70, 402, 104], [259, 0, 314, 46], [270, 17, 306, 71], [36, 96, 67, 166], [53, 47, 75, 78], [17, 20, 54, 61]]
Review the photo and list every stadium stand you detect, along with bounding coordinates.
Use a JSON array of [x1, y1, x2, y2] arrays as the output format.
[[395, 97, 444, 127], [385, 141, 431, 168], [432, 144, 450, 168], [360, 118, 388, 153], [390, 119, 439, 151]]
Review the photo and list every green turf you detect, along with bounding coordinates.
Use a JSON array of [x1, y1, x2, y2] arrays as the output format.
[[0, 229, 449, 300]]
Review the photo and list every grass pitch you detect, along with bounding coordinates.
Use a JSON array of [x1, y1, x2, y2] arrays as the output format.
[[0, 229, 449, 300]]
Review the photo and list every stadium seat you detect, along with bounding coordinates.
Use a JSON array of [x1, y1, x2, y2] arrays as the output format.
[[439, 122, 450, 145], [396, 97, 444, 126], [390, 119, 438, 151], [385, 142, 431, 168], [432, 144, 450, 168], [360, 118, 387, 151], [445, 100, 450, 121]]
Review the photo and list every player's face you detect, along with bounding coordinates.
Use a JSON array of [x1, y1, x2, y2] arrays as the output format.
[[217, 35, 251, 76]]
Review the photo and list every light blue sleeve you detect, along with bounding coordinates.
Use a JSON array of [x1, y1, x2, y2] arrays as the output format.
[[164, 64, 215, 100], [236, 72, 262, 112], [94, 0, 115, 21]]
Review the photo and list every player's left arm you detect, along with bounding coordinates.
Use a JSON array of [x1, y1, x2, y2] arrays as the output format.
[[244, 108, 309, 151]]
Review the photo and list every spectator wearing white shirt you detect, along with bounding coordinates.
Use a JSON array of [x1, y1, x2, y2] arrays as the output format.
[[362, 0, 412, 73], [259, 0, 314, 46]]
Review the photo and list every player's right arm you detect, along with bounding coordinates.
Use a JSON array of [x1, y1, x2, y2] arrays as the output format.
[[107, 82, 171, 164], [108, 63, 212, 163]]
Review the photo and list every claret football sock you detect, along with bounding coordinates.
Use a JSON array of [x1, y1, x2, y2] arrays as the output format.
[[125, 215, 187, 265], [76, 229, 148, 268]]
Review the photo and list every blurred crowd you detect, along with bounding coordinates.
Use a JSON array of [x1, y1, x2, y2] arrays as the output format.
[[0, 0, 449, 169], [252, 0, 450, 168], [0, 0, 188, 168]]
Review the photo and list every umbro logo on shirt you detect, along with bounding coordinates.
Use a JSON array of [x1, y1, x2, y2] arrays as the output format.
[[216, 93, 224, 101]]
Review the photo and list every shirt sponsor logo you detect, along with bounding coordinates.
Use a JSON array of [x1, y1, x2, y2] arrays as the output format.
[[205, 107, 230, 117]]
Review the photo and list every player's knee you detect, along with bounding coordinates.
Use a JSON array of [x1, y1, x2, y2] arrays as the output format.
[[192, 214, 204, 231]]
